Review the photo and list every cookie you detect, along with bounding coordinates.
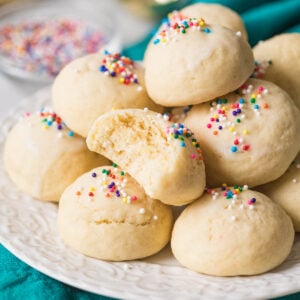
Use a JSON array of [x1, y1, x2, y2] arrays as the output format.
[[253, 33, 300, 109], [181, 3, 247, 39], [52, 50, 163, 137], [185, 78, 300, 187], [4, 108, 108, 202], [257, 152, 300, 231], [87, 109, 206, 206], [171, 187, 294, 276], [144, 15, 254, 106], [57, 165, 173, 261]]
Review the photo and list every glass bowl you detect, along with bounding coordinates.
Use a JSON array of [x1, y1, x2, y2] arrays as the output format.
[[0, 0, 120, 83]]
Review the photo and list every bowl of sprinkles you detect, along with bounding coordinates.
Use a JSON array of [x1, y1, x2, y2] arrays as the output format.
[[0, 0, 120, 82]]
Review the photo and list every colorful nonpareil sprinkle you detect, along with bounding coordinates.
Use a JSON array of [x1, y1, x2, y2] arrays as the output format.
[[166, 123, 203, 160], [206, 84, 269, 153], [153, 11, 211, 45], [0, 19, 107, 78], [32, 107, 74, 137], [99, 50, 141, 90], [206, 184, 255, 218], [76, 165, 138, 204], [251, 60, 272, 78]]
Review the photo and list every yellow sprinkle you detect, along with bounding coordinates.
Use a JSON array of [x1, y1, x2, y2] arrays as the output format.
[[122, 197, 126, 203], [90, 187, 95, 192], [43, 125, 48, 130], [161, 38, 167, 43], [229, 127, 234, 132], [251, 94, 256, 98], [243, 129, 249, 135], [111, 107, 116, 111], [119, 78, 125, 84]]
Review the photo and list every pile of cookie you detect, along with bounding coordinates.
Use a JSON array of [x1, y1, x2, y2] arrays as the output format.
[[4, 3, 300, 276]]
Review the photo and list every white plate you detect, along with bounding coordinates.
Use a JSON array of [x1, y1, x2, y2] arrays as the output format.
[[0, 87, 300, 300]]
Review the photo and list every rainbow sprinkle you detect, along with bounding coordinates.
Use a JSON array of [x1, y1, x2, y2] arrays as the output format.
[[206, 184, 255, 220], [166, 123, 203, 160], [99, 50, 142, 90], [76, 164, 138, 204], [153, 11, 211, 45], [251, 60, 272, 78], [34, 107, 74, 137], [0, 19, 107, 78], [206, 84, 269, 153]]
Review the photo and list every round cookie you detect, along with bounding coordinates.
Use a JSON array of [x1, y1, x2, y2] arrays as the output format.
[[257, 152, 300, 232], [52, 50, 163, 137], [87, 109, 206, 206], [171, 187, 294, 276], [185, 78, 300, 187], [253, 34, 300, 109], [4, 108, 108, 202], [57, 165, 173, 261], [180, 3, 247, 39], [144, 16, 254, 106]]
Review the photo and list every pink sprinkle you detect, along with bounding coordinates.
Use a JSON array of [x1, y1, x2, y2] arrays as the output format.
[[258, 86, 264, 93], [131, 195, 137, 201], [191, 154, 196, 159], [207, 123, 212, 128]]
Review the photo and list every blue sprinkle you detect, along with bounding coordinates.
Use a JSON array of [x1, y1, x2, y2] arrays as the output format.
[[231, 146, 238, 153], [99, 65, 106, 72], [180, 142, 186, 147], [239, 98, 245, 104], [254, 104, 259, 109], [153, 39, 160, 45], [203, 28, 211, 34], [68, 131, 74, 137], [47, 121, 52, 126], [104, 49, 110, 55]]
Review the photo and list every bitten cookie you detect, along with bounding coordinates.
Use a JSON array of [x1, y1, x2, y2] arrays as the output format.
[[57, 165, 173, 261], [185, 78, 300, 187], [87, 109, 206, 206], [4, 108, 108, 202], [171, 187, 294, 276], [181, 3, 247, 39], [253, 34, 300, 109], [257, 152, 300, 232], [52, 50, 163, 137], [144, 14, 254, 106]]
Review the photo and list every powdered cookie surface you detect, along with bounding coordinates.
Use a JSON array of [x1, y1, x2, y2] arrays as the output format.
[[171, 187, 294, 276], [181, 3, 247, 39], [57, 165, 173, 261], [253, 33, 300, 109], [185, 78, 300, 187], [145, 15, 254, 106], [4, 109, 108, 202], [53, 50, 163, 137], [257, 152, 300, 232]]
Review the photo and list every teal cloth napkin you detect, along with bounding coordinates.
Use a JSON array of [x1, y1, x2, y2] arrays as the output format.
[[1, 0, 300, 299]]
